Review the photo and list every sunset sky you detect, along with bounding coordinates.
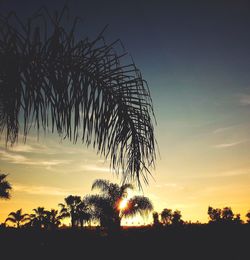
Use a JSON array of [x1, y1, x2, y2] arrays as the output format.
[[1, 0, 250, 225]]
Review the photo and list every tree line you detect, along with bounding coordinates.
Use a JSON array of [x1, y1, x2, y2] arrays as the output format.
[[1, 173, 250, 230], [1, 175, 153, 230]]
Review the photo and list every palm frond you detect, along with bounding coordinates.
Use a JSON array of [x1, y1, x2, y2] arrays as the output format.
[[120, 183, 133, 197], [0, 7, 156, 186], [122, 195, 153, 218], [5, 217, 16, 223], [91, 179, 111, 192]]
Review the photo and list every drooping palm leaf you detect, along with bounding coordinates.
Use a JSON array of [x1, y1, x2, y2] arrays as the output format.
[[0, 7, 156, 186], [121, 196, 153, 218], [0, 173, 12, 199]]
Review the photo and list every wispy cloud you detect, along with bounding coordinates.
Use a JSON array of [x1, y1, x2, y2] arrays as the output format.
[[186, 168, 250, 179], [213, 125, 236, 134], [0, 149, 71, 167], [239, 94, 250, 106], [13, 183, 73, 196], [82, 164, 110, 173], [212, 139, 249, 149]]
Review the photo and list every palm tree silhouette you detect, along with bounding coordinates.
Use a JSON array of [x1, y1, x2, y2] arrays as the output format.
[[0, 173, 12, 199], [0, 6, 156, 186], [5, 209, 29, 228], [86, 179, 153, 230], [59, 195, 83, 228], [30, 207, 46, 228], [44, 209, 62, 230], [75, 200, 92, 228]]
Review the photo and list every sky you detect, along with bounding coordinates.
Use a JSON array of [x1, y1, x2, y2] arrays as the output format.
[[0, 0, 250, 225]]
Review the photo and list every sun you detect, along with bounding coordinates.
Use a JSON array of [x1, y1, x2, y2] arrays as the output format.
[[119, 199, 128, 210]]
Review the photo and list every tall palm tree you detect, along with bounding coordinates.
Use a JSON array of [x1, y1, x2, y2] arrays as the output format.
[[0, 173, 12, 199], [30, 207, 46, 228], [76, 200, 92, 228], [59, 195, 82, 228], [0, 6, 156, 186], [44, 209, 62, 230], [86, 179, 153, 229], [5, 209, 29, 228]]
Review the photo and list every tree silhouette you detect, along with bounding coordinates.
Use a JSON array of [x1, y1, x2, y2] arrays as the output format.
[[0, 6, 156, 186], [44, 209, 62, 230], [152, 212, 161, 227], [160, 208, 172, 226], [171, 210, 183, 226], [5, 209, 29, 228], [0, 173, 12, 199], [86, 179, 153, 230], [208, 206, 242, 224], [75, 200, 92, 228], [221, 207, 234, 222], [59, 195, 84, 228], [29, 207, 47, 228], [246, 211, 250, 224], [208, 206, 222, 223]]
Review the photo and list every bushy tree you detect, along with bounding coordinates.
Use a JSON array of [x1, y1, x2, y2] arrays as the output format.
[[160, 208, 172, 225], [208, 206, 242, 224], [152, 212, 161, 227], [246, 211, 250, 224], [86, 179, 153, 230]]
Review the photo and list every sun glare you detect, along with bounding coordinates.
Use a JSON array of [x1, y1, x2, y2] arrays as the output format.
[[119, 199, 128, 210]]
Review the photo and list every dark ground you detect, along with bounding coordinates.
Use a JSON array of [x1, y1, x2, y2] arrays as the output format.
[[0, 224, 249, 259]]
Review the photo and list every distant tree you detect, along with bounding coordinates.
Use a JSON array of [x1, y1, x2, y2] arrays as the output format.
[[233, 214, 243, 224], [246, 211, 250, 224], [208, 206, 242, 224], [0, 173, 12, 199], [160, 208, 172, 226], [208, 206, 222, 223], [30, 207, 46, 228], [44, 209, 62, 230], [221, 207, 234, 222], [152, 212, 161, 227], [76, 199, 92, 228], [5, 209, 29, 228], [59, 195, 83, 228], [172, 210, 183, 226], [86, 179, 153, 230]]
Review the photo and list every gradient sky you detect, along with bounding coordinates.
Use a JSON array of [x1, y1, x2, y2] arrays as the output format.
[[1, 0, 250, 225]]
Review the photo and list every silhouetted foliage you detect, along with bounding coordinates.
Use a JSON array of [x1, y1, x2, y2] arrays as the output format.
[[171, 210, 183, 226], [208, 206, 222, 223], [0, 6, 156, 186], [0, 173, 12, 199], [5, 209, 29, 228], [152, 212, 161, 227], [43, 209, 62, 230], [59, 195, 81, 228], [86, 179, 153, 230], [160, 208, 172, 226], [29, 207, 47, 229], [208, 206, 242, 224], [246, 211, 250, 224]]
